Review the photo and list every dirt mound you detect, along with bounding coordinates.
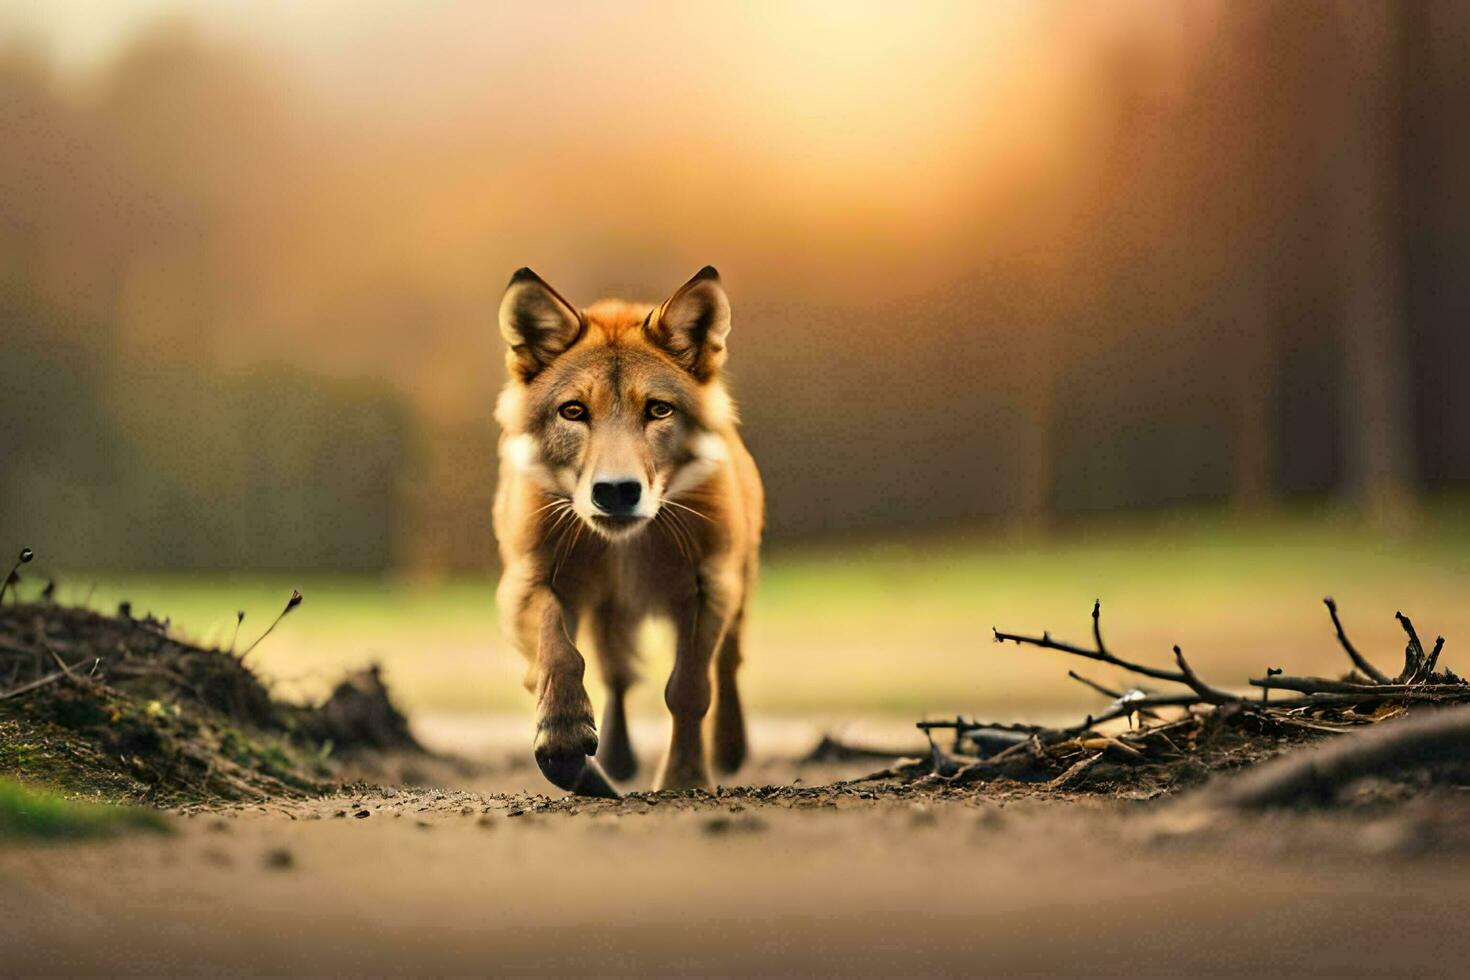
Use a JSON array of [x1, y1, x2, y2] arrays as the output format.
[[0, 601, 423, 804]]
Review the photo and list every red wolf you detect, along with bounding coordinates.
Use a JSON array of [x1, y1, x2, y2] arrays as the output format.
[[494, 267, 763, 794]]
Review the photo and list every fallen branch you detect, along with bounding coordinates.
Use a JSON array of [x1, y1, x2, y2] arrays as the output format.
[[1067, 671, 1165, 722], [0, 668, 68, 701], [896, 600, 1470, 794], [993, 601, 1468, 721], [1249, 676, 1469, 697], [800, 734, 929, 764]]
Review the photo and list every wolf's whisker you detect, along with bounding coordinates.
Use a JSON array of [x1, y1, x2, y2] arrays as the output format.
[[670, 518, 692, 562], [672, 511, 694, 560], [539, 503, 576, 546], [667, 506, 692, 547], [663, 507, 697, 561], [657, 498, 703, 559], [547, 518, 576, 585], [661, 498, 713, 523], [657, 507, 683, 552], [672, 503, 699, 538], [553, 519, 586, 586], [527, 495, 572, 519], [545, 503, 577, 558], [654, 510, 689, 561]]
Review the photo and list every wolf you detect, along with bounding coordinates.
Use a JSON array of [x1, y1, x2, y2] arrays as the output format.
[[493, 266, 763, 794]]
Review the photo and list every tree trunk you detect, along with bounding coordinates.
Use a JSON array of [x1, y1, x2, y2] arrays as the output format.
[[1229, 277, 1275, 513], [1330, 1, 1416, 524]]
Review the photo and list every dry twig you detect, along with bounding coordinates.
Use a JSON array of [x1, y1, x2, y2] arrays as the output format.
[[1324, 597, 1391, 683], [901, 600, 1470, 792], [240, 590, 303, 660]]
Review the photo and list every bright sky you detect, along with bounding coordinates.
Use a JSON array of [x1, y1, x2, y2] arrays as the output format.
[[0, 0, 381, 68], [0, 0, 1068, 240], [0, 0, 1041, 71]]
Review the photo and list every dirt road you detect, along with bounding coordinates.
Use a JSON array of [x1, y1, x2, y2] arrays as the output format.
[[4, 751, 1469, 976]]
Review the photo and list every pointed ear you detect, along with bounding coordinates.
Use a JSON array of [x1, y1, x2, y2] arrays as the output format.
[[498, 268, 583, 381], [645, 266, 731, 381]]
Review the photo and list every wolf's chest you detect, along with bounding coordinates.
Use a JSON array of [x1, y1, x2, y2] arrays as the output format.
[[561, 535, 701, 614]]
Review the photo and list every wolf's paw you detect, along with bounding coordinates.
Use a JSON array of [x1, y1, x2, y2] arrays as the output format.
[[533, 716, 598, 790]]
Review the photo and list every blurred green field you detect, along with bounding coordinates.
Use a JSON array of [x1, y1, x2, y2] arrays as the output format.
[[42, 504, 1470, 736]]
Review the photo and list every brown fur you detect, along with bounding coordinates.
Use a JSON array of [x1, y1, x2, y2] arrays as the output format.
[[493, 267, 763, 791]]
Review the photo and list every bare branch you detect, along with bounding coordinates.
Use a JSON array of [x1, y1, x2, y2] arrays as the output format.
[[1324, 597, 1391, 683], [1395, 611, 1429, 682], [994, 602, 1193, 688], [1171, 645, 1234, 704], [893, 601, 1470, 792], [1250, 675, 1468, 697], [1091, 599, 1108, 657], [1426, 636, 1445, 677], [1067, 670, 1123, 700], [1397, 610, 1426, 659], [44, 641, 81, 682], [0, 669, 66, 701]]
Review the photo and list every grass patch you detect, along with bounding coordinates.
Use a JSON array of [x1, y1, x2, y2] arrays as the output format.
[[0, 778, 169, 840]]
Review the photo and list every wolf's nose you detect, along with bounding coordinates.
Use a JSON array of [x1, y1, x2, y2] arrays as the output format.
[[592, 479, 642, 515]]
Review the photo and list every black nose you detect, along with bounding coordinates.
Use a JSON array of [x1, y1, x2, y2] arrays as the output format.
[[592, 479, 642, 515]]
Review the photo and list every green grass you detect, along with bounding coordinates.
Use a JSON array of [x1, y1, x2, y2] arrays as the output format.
[[0, 779, 170, 840], [41, 502, 1470, 728]]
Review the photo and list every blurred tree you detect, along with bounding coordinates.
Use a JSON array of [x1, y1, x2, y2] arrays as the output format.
[[1215, 6, 1280, 514], [1329, 1, 1417, 524], [4, 3, 1470, 572]]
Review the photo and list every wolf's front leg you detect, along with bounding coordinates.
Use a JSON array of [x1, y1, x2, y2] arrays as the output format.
[[530, 596, 599, 790], [657, 575, 738, 791]]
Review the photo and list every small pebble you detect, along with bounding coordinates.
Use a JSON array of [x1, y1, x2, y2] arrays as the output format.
[[262, 847, 295, 870]]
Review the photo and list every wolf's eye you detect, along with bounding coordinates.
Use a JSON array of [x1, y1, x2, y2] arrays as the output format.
[[558, 401, 588, 422], [645, 400, 674, 421]]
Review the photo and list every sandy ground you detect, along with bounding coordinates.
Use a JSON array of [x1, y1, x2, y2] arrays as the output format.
[[4, 733, 1470, 977]]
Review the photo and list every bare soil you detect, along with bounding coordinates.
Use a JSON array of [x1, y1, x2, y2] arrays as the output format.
[[6, 602, 1470, 975], [5, 750, 1470, 976]]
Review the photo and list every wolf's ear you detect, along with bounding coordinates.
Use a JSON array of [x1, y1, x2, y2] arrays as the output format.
[[645, 266, 731, 381], [499, 268, 583, 381]]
